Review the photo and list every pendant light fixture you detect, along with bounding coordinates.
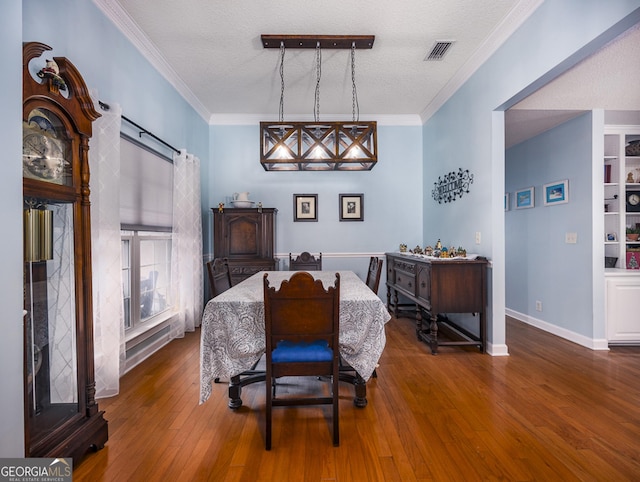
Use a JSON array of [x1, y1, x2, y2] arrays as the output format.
[[260, 35, 377, 171]]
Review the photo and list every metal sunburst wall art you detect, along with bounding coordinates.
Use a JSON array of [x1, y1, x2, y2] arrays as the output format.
[[432, 168, 474, 203]]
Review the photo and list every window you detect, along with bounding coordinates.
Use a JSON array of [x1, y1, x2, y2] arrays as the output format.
[[120, 134, 174, 335], [122, 231, 172, 331]]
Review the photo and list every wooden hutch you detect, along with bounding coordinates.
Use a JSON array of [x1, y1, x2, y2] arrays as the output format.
[[212, 207, 277, 284]]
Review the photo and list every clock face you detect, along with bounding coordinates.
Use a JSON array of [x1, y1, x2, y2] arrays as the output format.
[[23, 109, 70, 184], [627, 191, 640, 212]]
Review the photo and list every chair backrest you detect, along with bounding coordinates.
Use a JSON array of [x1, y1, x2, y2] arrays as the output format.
[[263, 271, 340, 358], [365, 257, 383, 294], [206, 258, 232, 299], [289, 251, 322, 270]]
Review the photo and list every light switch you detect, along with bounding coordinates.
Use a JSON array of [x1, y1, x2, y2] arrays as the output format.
[[565, 232, 577, 244]]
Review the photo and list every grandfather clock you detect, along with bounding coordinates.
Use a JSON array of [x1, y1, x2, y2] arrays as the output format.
[[22, 42, 107, 462]]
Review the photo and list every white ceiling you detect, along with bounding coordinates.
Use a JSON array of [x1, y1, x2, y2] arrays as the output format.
[[93, 0, 540, 123], [92, 0, 639, 146]]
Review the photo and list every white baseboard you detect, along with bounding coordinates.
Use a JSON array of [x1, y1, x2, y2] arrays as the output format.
[[505, 308, 609, 351], [486, 342, 509, 356]]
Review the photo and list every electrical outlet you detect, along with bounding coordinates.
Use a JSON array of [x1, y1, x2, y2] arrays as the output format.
[[565, 232, 577, 244], [475, 231, 481, 244], [535, 300, 542, 312]]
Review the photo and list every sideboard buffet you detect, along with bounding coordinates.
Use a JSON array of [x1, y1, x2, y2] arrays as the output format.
[[386, 252, 488, 354]]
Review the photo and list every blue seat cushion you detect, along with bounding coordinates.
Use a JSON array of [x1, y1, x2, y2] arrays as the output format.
[[272, 339, 333, 363]]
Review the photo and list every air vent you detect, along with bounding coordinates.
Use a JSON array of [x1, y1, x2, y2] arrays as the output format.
[[425, 40, 455, 61]]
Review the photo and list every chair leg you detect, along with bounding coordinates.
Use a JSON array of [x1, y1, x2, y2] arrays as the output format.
[[266, 376, 272, 450], [332, 375, 339, 446]]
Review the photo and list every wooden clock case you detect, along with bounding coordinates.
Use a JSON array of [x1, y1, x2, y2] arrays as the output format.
[[22, 41, 108, 463]]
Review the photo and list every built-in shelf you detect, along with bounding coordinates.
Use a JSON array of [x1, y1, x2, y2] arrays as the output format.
[[604, 126, 640, 344]]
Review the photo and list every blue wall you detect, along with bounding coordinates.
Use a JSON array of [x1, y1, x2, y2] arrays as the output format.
[[422, 0, 640, 353], [506, 113, 594, 337], [207, 123, 423, 281]]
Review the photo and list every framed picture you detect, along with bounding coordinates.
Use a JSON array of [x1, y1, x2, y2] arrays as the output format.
[[606, 232, 617, 242], [293, 194, 318, 222], [504, 193, 510, 211], [339, 193, 364, 221], [515, 187, 534, 209], [543, 179, 569, 206]]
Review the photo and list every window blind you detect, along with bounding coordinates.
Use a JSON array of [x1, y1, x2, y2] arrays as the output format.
[[119, 134, 173, 230]]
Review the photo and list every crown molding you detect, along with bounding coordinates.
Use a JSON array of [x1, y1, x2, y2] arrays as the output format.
[[92, 0, 211, 122], [420, 0, 544, 123], [209, 113, 422, 126]]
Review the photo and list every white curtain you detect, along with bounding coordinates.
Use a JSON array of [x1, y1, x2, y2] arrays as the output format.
[[170, 149, 204, 338], [89, 98, 125, 398]]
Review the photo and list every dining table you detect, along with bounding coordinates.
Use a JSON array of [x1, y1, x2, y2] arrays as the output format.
[[199, 270, 391, 408]]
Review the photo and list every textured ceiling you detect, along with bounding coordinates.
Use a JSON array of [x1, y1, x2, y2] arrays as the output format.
[[93, 0, 539, 123], [92, 1, 638, 147]]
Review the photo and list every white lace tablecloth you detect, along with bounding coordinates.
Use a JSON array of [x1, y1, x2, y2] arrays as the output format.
[[199, 271, 391, 404]]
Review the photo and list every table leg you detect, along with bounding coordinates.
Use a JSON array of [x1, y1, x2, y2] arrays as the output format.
[[392, 289, 399, 317], [353, 372, 368, 408], [428, 312, 438, 354], [228, 375, 243, 409], [227, 371, 267, 409], [416, 310, 439, 355], [338, 369, 368, 408], [479, 311, 486, 353]]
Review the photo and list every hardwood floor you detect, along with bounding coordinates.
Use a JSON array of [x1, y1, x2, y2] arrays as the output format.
[[73, 316, 640, 481]]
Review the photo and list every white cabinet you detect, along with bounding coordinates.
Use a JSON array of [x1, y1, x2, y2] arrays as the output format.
[[606, 274, 640, 344], [604, 126, 640, 270]]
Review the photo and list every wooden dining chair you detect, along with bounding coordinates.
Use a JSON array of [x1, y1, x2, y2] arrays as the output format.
[[365, 257, 383, 295], [206, 257, 232, 299], [289, 251, 322, 270], [263, 271, 341, 450]]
